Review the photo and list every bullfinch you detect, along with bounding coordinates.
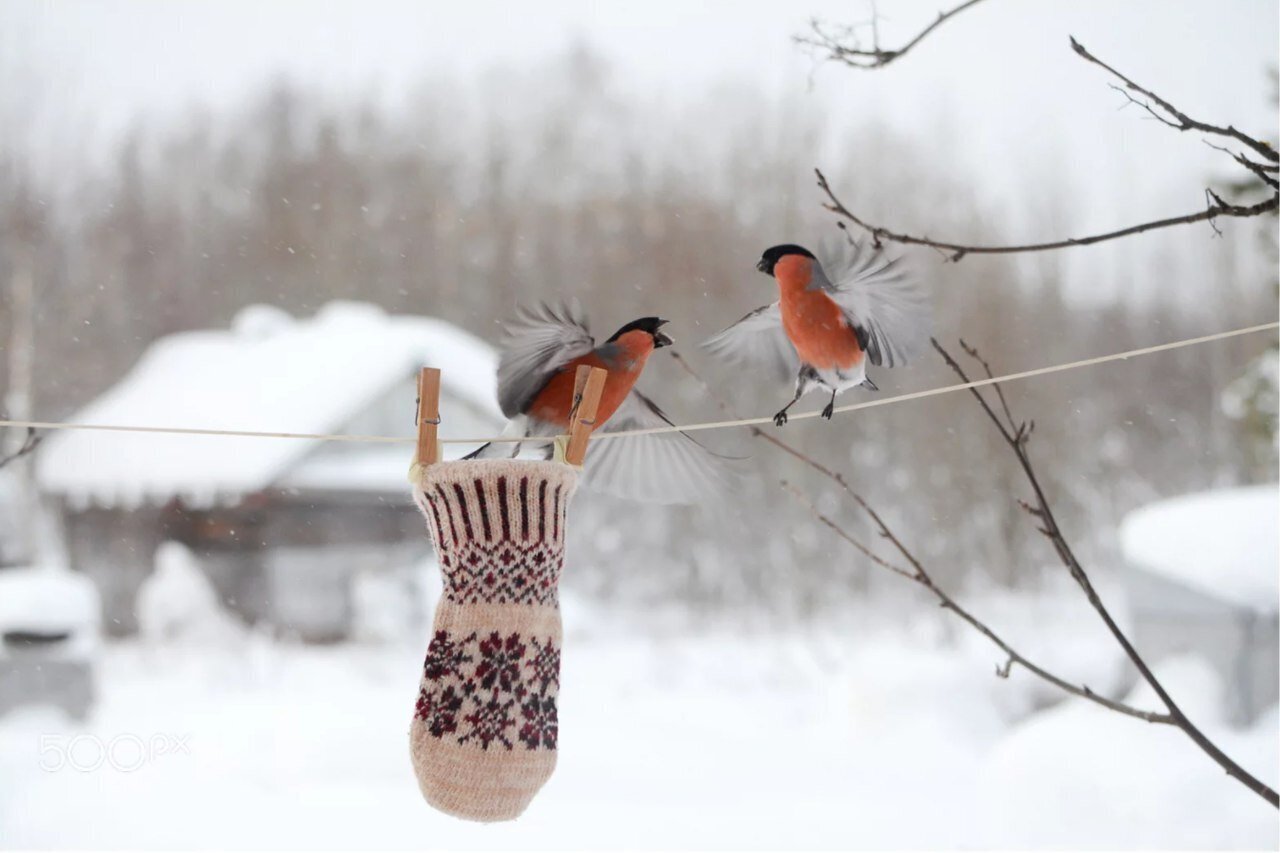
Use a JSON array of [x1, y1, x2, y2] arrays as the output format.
[[467, 302, 739, 504], [703, 239, 931, 426]]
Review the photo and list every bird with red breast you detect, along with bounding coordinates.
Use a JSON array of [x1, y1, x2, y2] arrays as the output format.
[[703, 238, 932, 426], [467, 302, 739, 504]]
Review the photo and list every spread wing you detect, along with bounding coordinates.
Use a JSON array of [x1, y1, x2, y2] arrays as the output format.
[[700, 302, 799, 383], [815, 237, 932, 368], [496, 301, 596, 418], [583, 389, 744, 505]]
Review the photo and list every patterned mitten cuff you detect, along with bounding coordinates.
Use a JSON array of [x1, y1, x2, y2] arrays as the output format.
[[408, 459, 578, 823]]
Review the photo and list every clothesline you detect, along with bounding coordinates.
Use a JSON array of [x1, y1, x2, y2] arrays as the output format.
[[1, 321, 1275, 445]]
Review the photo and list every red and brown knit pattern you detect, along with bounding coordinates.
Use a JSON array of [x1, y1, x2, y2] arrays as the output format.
[[415, 468, 571, 606], [408, 459, 577, 823], [413, 629, 560, 751]]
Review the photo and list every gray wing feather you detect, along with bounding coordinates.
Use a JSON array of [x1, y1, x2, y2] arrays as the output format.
[[815, 236, 932, 368], [700, 302, 799, 384], [496, 301, 595, 418], [583, 389, 743, 505]]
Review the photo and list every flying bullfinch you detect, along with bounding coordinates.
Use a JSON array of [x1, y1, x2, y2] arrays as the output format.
[[703, 239, 931, 426], [467, 302, 740, 504]]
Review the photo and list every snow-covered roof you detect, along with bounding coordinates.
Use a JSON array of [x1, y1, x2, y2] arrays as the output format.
[[38, 301, 500, 508], [1119, 484, 1279, 613]]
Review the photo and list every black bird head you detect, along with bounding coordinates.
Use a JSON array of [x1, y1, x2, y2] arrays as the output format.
[[607, 316, 673, 348], [756, 244, 816, 276]]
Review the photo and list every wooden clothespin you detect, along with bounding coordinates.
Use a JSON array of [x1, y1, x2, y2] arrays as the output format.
[[415, 367, 442, 467], [562, 365, 607, 467]]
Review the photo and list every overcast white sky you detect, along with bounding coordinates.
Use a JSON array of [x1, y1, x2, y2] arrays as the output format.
[[2, 0, 1277, 302]]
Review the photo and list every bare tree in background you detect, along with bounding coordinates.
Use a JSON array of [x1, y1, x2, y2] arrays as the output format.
[[676, 332, 1278, 807], [793, 3, 1279, 808], [801, 8, 1277, 260], [933, 340, 1278, 807]]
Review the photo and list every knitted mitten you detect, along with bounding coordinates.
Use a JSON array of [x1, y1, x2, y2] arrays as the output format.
[[408, 459, 578, 822]]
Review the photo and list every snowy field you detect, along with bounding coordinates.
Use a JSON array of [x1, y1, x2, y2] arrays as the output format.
[[1, 578, 1276, 851]]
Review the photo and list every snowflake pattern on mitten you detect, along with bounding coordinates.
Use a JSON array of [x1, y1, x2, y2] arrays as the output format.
[[414, 630, 561, 752]]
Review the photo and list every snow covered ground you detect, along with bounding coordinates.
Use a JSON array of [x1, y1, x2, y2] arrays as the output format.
[[1, 578, 1276, 850]]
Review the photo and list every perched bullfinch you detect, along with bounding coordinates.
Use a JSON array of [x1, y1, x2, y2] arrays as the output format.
[[703, 239, 931, 426], [467, 302, 740, 504]]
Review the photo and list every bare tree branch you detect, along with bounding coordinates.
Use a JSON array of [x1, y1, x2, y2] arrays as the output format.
[[673, 344, 1278, 806], [817, 168, 1278, 262], [789, 9, 1278, 803], [933, 338, 1280, 809], [780, 480, 1172, 723], [1070, 37, 1278, 163], [0, 427, 41, 470], [813, 35, 1280, 261], [1204, 141, 1280, 190], [669, 351, 1170, 724], [796, 0, 988, 70]]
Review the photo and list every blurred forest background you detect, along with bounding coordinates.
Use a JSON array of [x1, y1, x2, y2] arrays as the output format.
[[1, 42, 1276, 622]]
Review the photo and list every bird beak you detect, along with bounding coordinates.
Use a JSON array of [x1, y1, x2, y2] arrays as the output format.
[[654, 320, 673, 348]]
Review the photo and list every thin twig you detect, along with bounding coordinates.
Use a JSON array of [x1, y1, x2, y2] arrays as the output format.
[[781, 480, 1171, 723], [0, 428, 41, 470], [796, 0, 988, 70], [670, 352, 1169, 724], [1204, 141, 1280, 190], [780, 480, 917, 583], [933, 338, 1280, 809], [1070, 37, 1277, 163], [960, 338, 1018, 434]]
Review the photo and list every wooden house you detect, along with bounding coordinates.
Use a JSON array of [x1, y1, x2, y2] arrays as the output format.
[[37, 301, 503, 641]]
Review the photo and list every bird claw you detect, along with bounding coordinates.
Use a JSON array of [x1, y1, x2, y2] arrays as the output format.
[[821, 402, 834, 420], [773, 411, 789, 427]]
